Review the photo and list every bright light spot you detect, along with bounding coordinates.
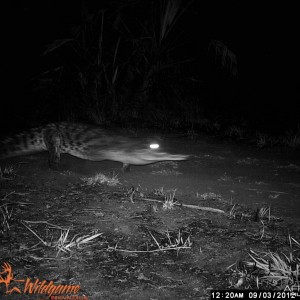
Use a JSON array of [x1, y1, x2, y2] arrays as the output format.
[[150, 143, 159, 149]]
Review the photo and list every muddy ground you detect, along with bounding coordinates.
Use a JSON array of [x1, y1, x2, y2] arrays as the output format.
[[1, 135, 300, 299]]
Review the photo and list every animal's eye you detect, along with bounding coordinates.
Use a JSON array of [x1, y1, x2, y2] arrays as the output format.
[[150, 143, 159, 149]]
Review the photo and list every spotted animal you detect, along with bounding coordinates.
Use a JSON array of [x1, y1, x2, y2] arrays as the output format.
[[0, 122, 188, 171]]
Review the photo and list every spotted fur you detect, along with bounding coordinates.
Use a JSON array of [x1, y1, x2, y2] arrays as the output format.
[[0, 123, 188, 171]]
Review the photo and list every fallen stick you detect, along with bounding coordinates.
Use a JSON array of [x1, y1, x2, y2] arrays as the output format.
[[140, 197, 225, 214]]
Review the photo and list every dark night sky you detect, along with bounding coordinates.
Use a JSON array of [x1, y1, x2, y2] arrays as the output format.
[[3, 1, 299, 128]]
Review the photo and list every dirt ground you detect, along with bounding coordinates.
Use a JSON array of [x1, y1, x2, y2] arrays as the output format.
[[1, 135, 300, 300]]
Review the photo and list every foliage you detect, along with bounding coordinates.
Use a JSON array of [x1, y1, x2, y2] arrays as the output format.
[[39, 0, 193, 126]]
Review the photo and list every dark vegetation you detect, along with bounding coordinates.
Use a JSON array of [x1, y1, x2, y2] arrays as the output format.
[[2, 1, 299, 146]]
